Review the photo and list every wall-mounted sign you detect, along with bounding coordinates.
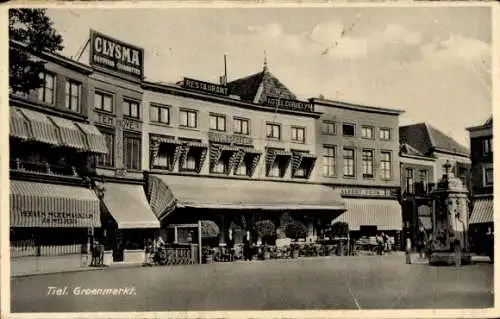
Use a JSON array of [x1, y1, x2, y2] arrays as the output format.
[[18, 211, 95, 226], [337, 187, 395, 198], [265, 97, 314, 112], [183, 78, 229, 96], [89, 29, 144, 79], [117, 118, 142, 131], [95, 112, 116, 127], [208, 132, 253, 146]]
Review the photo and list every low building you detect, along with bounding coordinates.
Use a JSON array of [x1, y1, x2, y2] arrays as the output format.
[[9, 40, 108, 272], [311, 98, 404, 249], [466, 117, 493, 256], [142, 65, 345, 246]]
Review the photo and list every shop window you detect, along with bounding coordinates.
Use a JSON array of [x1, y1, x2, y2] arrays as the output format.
[[361, 126, 374, 139], [362, 150, 374, 178], [65, 80, 81, 112], [209, 114, 226, 132], [380, 151, 392, 180], [406, 168, 414, 194], [291, 126, 305, 143], [150, 103, 170, 124], [123, 135, 141, 170], [266, 123, 281, 139], [180, 109, 197, 128], [152, 144, 175, 170], [342, 123, 355, 137], [484, 165, 493, 186], [234, 117, 249, 135], [343, 148, 355, 177], [322, 146, 336, 177], [38, 72, 55, 105], [95, 91, 113, 113], [322, 121, 336, 135], [380, 128, 391, 141], [235, 161, 249, 176], [123, 99, 140, 119], [268, 161, 281, 177]]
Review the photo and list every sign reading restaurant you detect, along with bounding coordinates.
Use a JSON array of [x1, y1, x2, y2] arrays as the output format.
[[265, 97, 314, 113], [183, 78, 229, 96], [89, 29, 144, 79]]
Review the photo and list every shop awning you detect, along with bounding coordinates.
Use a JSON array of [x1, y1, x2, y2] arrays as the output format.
[[49, 116, 88, 151], [75, 123, 109, 154], [10, 107, 30, 140], [147, 174, 345, 220], [102, 182, 160, 229], [469, 197, 493, 224], [10, 180, 100, 228], [332, 198, 403, 231], [18, 109, 60, 146]]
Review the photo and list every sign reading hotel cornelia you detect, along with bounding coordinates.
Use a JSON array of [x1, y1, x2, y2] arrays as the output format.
[[265, 97, 314, 112], [89, 30, 144, 79], [183, 78, 229, 96]]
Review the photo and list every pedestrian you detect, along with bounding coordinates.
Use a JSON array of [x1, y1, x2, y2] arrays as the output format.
[[417, 227, 427, 259], [376, 234, 383, 255], [144, 238, 153, 266], [91, 239, 99, 267], [381, 232, 388, 255]]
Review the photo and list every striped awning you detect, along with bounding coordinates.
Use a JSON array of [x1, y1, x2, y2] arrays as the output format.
[[147, 175, 177, 220], [49, 116, 88, 151], [9, 107, 30, 140], [209, 144, 224, 168], [150, 136, 183, 170], [332, 198, 403, 231], [18, 109, 60, 146], [75, 123, 109, 155], [230, 149, 246, 174], [469, 197, 493, 224], [10, 180, 100, 228], [102, 182, 160, 229]]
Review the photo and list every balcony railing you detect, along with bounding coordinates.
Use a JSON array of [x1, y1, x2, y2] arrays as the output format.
[[403, 182, 436, 197], [10, 159, 79, 178]]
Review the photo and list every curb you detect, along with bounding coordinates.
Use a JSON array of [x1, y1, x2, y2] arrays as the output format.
[[12, 262, 145, 279]]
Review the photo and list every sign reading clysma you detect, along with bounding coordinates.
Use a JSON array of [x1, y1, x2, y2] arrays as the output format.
[[89, 30, 144, 79]]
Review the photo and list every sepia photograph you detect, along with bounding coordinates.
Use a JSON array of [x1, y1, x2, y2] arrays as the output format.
[[5, 3, 494, 316]]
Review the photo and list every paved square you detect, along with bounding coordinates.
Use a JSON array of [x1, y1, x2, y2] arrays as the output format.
[[11, 255, 493, 312]]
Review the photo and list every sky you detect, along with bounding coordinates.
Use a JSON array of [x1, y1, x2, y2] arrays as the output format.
[[46, 6, 492, 148]]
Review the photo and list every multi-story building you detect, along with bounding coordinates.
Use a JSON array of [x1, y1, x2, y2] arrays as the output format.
[[467, 117, 493, 256], [311, 98, 404, 248], [142, 65, 345, 246], [399, 122, 471, 248], [9, 40, 108, 273], [86, 30, 160, 264], [399, 142, 436, 246]]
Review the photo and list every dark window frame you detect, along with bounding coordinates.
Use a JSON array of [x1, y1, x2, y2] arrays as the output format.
[[343, 147, 355, 177], [94, 91, 114, 113], [179, 109, 198, 128], [342, 123, 356, 137], [123, 133, 142, 171], [291, 126, 306, 143], [64, 79, 82, 113], [38, 71, 56, 105], [123, 99, 141, 119], [209, 113, 226, 132], [266, 123, 281, 140], [150, 103, 170, 124], [234, 117, 250, 135]]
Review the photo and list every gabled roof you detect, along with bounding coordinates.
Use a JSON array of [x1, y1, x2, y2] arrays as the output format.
[[227, 67, 297, 104], [466, 116, 493, 132], [399, 123, 469, 157]]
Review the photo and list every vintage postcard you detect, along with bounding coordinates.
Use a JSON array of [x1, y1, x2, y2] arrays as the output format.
[[2, 2, 497, 318]]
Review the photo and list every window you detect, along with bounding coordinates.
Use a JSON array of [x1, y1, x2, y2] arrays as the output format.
[[268, 162, 281, 177], [123, 100, 140, 119], [235, 162, 248, 176], [209, 114, 226, 132], [123, 136, 141, 170], [211, 159, 227, 174], [95, 92, 113, 112], [291, 127, 305, 143], [266, 123, 281, 139], [419, 170, 428, 192], [152, 143, 175, 170], [65, 80, 81, 112], [342, 123, 355, 137], [483, 138, 493, 155], [484, 165, 493, 186], [322, 146, 336, 177], [362, 150, 374, 178], [180, 110, 197, 128], [361, 126, 374, 139], [234, 118, 249, 135], [343, 148, 355, 177], [182, 154, 197, 171], [322, 121, 336, 135], [406, 168, 414, 194], [38, 72, 55, 104], [380, 128, 391, 141], [97, 131, 114, 167], [150, 104, 169, 124], [380, 151, 392, 180]]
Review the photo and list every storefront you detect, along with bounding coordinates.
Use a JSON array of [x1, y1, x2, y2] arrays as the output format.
[[469, 195, 494, 257], [331, 187, 403, 250], [146, 173, 345, 245], [98, 181, 160, 264]]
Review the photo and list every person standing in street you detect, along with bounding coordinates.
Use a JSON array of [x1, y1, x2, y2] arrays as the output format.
[[417, 227, 427, 259]]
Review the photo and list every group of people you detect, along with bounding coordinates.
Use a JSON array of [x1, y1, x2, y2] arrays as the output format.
[[144, 236, 166, 265], [375, 232, 392, 255]]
